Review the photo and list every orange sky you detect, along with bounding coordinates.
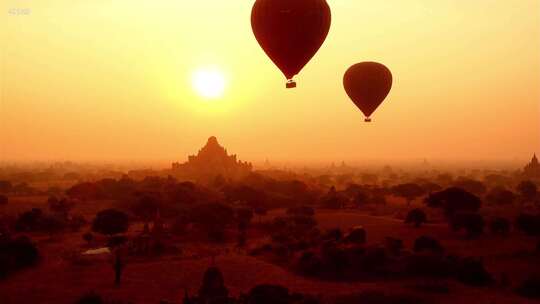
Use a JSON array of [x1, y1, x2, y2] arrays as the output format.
[[1, 1, 539, 163]]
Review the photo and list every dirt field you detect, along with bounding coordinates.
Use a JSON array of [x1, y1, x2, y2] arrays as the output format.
[[1, 197, 539, 303]]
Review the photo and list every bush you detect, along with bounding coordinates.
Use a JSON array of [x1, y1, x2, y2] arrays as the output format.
[[450, 212, 484, 238], [515, 213, 540, 236], [516, 275, 540, 299], [82, 232, 94, 243], [456, 257, 493, 286], [485, 187, 515, 205], [69, 214, 87, 232], [414, 236, 443, 254], [92, 209, 129, 236], [425, 187, 481, 218], [107, 235, 128, 248], [190, 203, 234, 242], [343, 226, 366, 244], [322, 228, 342, 242], [14, 208, 67, 233], [489, 217, 510, 235], [76, 291, 104, 304], [405, 208, 427, 227], [247, 284, 290, 304], [0, 235, 39, 278], [406, 254, 454, 278], [296, 251, 323, 276]]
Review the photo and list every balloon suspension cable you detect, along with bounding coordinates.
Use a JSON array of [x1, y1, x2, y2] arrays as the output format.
[[286, 79, 297, 89], [364, 117, 372, 123]]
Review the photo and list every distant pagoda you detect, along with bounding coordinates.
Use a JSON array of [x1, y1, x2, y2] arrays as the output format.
[[172, 137, 252, 181], [523, 153, 540, 179]]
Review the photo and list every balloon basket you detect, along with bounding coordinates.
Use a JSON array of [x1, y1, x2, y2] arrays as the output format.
[[286, 80, 297, 89], [364, 118, 372, 122]]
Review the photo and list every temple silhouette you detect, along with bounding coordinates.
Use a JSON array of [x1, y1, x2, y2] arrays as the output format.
[[172, 136, 252, 181], [523, 153, 540, 179]]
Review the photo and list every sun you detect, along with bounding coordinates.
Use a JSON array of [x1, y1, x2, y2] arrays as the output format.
[[192, 68, 226, 99]]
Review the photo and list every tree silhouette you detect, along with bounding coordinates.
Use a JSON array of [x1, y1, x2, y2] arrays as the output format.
[[425, 187, 481, 218], [91, 209, 129, 236], [392, 183, 425, 206], [486, 186, 516, 206], [517, 181, 538, 202], [405, 208, 427, 227]]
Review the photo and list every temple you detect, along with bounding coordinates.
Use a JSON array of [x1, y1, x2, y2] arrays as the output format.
[[523, 153, 540, 179], [172, 136, 252, 181]]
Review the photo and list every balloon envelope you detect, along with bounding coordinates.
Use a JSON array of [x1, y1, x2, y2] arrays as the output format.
[[343, 62, 393, 121], [251, 0, 331, 86]]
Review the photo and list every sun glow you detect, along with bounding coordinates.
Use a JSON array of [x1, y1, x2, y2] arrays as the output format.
[[192, 68, 226, 99]]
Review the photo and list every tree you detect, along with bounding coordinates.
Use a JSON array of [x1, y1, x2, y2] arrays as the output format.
[[485, 187, 516, 206], [405, 208, 427, 227], [0, 181, 13, 193], [130, 194, 159, 222], [91, 209, 129, 236], [190, 203, 234, 242], [425, 187, 481, 218], [392, 183, 425, 206], [320, 186, 345, 209], [48, 197, 74, 219], [517, 181, 538, 202], [453, 179, 487, 196], [421, 182, 442, 194], [0, 235, 39, 278], [515, 213, 540, 236], [0, 194, 7, 205], [456, 257, 493, 286], [450, 212, 485, 238], [413, 235, 443, 253]]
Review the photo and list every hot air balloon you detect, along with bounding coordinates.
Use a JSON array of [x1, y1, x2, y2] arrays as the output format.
[[343, 62, 393, 122], [251, 0, 331, 88]]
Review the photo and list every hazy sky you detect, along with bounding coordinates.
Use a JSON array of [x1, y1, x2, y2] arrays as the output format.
[[1, 1, 539, 163]]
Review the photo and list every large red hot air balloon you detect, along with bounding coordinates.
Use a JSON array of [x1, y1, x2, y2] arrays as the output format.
[[251, 0, 331, 88], [343, 62, 393, 122]]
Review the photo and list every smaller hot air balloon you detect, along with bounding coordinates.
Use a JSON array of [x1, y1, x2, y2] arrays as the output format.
[[343, 62, 393, 122]]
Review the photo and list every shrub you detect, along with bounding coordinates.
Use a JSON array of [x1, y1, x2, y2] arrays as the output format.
[[82, 232, 94, 244], [190, 203, 234, 242], [76, 291, 104, 304], [489, 217, 510, 235], [450, 212, 485, 238], [297, 251, 323, 276], [322, 228, 343, 242], [413, 236, 443, 254], [14, 208, 67, 233], [0, 235, 39, 278], [343, 226, 366, 244], [516, 275, 540, 299], [456, 257, 493, 286], [107, 235, 128, 248], [485, 187, 516, 205], [405, 208, 427, 227], [248, 284, 290, 304], [515, 213, 540, 236]]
